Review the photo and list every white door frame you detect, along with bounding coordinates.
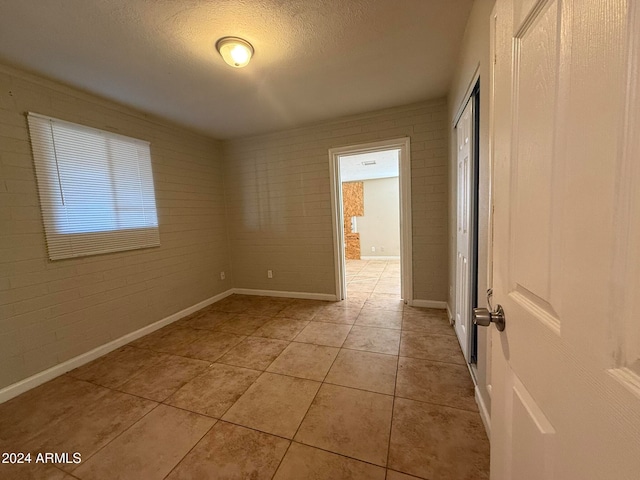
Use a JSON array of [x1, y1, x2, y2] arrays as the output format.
[[328, 137, 413, 303]]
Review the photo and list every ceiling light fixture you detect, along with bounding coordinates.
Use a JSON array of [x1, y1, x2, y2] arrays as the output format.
[[362, 160, 377, 166], [216, 36, 254, 68]]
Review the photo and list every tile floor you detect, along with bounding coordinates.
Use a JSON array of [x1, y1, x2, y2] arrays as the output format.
[[0, 261, 489, 480]]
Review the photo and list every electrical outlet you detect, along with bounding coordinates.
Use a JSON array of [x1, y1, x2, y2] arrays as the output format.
[[220, 271, 225, 280], [267, 270, 273, 278], [371, 246, 375, 252]]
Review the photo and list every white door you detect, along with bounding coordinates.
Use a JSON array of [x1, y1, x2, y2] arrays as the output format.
[[455, 100, 473, 361], [490, 0, 640, 479]]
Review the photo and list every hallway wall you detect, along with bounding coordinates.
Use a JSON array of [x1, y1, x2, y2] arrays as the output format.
[[224, 99, 449, 302], [448, 0, 497, 420]]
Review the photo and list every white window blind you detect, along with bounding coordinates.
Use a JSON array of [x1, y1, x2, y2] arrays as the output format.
[[27, 113, 160, 260]]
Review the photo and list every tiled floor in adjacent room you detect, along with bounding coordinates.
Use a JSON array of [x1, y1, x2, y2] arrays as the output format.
[[0, 261, 489, 480]]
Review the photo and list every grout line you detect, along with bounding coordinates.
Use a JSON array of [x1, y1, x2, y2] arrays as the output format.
[[160, 422, 217, 480], [67, 400, 163, 473], [391, 394, 481, 414], [385, 316, 402, 472], [269, 436, 293, 479], [291, 439, 391, 470], [323, 374, 395, 398], [52, 465, 81, 479], [6, 283, 476, 479]]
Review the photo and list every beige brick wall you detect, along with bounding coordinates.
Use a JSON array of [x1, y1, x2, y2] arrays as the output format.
[[0, 65, 231, 389], [223, 99, 448, 299], [0, 65, 449, 392]]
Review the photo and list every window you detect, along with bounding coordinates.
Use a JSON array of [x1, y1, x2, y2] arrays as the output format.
[[27, 113, 160, 260]]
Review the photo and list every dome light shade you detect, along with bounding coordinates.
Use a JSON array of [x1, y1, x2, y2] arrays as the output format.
[[216, 37, 254, 68]]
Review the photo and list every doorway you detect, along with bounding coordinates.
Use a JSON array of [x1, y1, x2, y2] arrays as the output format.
[[329, 138, 412, 303], [454, 82, 480, 364], [341, 152, 401, 298]]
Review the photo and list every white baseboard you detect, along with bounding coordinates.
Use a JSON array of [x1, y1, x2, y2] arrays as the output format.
[[233, 288, 337, 302], [410, 299, 448, 309], [476, 386, 492, 439], [0, 289, 234, 404], [446, 303, 454, 325], [359, 256, 401, 261]]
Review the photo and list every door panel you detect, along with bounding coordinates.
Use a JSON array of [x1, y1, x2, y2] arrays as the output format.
[[511, 0, 560, 322], [491, 0, 640, 479], [510, 371, 555, 480]]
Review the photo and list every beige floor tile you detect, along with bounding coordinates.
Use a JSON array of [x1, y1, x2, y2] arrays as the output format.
[[400, 331, 465, 364], [352, 271, 383, 279], [389, 398, 489, 479], [253, 317, 310, 341], [386, 470, 424, 480], [117, 354, 210, 401], [2, 275, 487, 480], [325, 349, 397, 395], [295, 384, 393, 466], [355, 307, 403, 329], [276, 303, 325, 321], [165, 363, 261, 418], [396, 357, 476, 411], [27, 390, 156, 472], [273, 442, 386, 480], [209, 295, 253, 313], [74, 404, 214, 480], [347, 281, 377, 293], [294, 322, 352, 347], [266, 342, 339, 381], [0, 376, 109, 447], [401, 315, 455, 336], [129, 326, 203, 354], [215, 314, 273, 335], [218, 336, 289, 370], [181, 310, 237, 330], [312, 306, 360, 324], [67, 346, 167, 388], [343, 326, 401, 355], [222, 372, 320, 439], [335, 292, 370, 308], [242, 301, 289, 317], [363, 294, 404, 311], [403, 306, 448, 320], [373, 284, 401, 295], [0, 463, 73, 480], [166, 421, 289, 480], [178, 331, 246, 361]]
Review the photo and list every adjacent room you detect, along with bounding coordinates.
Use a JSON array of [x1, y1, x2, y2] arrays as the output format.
[[2, 0, 639, 479], [340, 149, 401, 299]]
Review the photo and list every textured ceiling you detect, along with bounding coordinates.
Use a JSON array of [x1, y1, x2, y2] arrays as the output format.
[[0, 0, 473, 139], [340, 150, 399, 183]]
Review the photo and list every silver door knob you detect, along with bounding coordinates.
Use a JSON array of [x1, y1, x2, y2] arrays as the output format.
[[473, 305, 506, 331]]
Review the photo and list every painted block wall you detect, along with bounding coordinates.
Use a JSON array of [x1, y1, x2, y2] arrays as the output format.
[[0, 65, 231, 390], [223, 99, 449, 301]]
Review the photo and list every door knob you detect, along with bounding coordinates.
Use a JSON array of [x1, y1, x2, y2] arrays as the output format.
[[473, 290, 506, 332], [473, 305, 506, 331]]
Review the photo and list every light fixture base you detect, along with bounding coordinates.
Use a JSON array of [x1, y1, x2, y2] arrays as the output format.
[[216, 36, 254, 68]]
